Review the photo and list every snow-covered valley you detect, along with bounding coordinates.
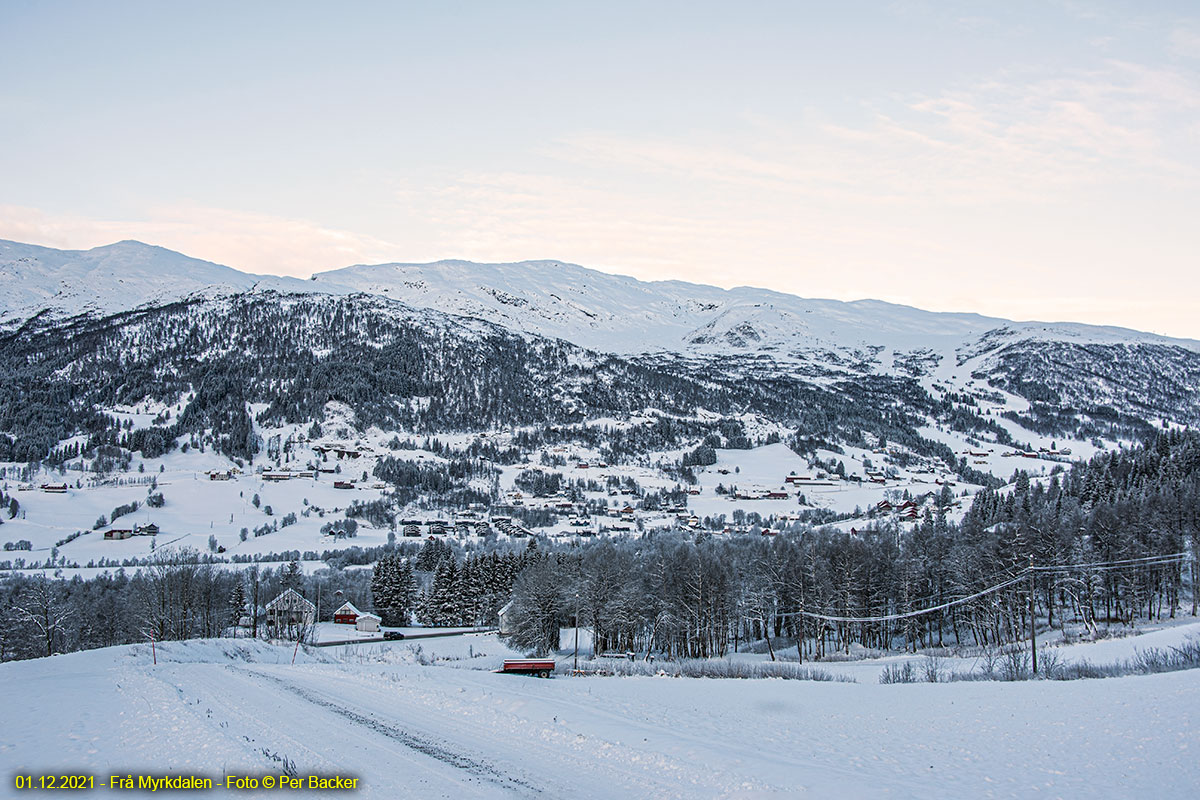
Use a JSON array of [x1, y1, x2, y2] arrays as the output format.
[[2, 238, 1199, 800]]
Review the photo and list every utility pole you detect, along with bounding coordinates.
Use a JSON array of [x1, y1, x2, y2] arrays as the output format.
[[1029, 559, 1037, 676], [573, 591, 580, 672]]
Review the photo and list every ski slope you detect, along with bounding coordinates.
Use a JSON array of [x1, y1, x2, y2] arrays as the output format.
[[3, 634, 1198, 799]]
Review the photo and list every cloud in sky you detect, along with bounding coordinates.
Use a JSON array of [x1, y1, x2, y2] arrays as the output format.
[[1169, 25, 1200, 59]]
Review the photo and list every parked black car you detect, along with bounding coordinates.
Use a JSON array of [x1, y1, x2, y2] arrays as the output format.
[[383, 631, 405, 641]]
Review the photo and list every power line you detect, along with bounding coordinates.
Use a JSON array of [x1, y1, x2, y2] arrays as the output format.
[[769, 553, 1190, 625], [778, 573, 1029, 624], [1030, 552, 1189, 572]]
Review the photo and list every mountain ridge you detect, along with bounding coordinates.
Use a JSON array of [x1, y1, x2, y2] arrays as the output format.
[[3, 239, 1196, 358]]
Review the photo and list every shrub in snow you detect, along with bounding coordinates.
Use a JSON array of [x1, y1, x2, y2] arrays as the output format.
[[879, 662, 917, 684]]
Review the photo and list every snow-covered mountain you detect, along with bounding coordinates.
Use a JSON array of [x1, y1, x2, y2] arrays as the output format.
[[0, 239, 320, 322], [7, 240, 1196, 360], [8, 239, 1197, 387], [311, 258, 1200, 362], [312, 258, 1000, 356], [3, 238, 1199, 448]]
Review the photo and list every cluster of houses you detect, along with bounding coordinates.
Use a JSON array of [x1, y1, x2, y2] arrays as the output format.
[[872, 493, 962, 523], [875, 499, 923, 521], [263, 470, 317, 481], [400, 517, 488, 537], [103, 522, 160, 540], [209, 467, 387, 487], [731, 486, 792, 500], [392, 512, 542, 539], [331, 601, 381, 633], [784, 474, 836, 487], [999, 446, 1071, 459], [490, 517, 536, 538], [312, 443, 374, 460], [258, 590, 382, 634], [720, 472, 842, 502]]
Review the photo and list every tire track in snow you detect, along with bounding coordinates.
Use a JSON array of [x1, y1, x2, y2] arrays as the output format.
[[264, 665, 776, 798], [231, 666, 543, 797]]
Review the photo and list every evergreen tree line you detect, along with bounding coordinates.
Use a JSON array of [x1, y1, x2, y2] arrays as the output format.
[[371, 542, 541, 628], [987, 340, 1200, 440]]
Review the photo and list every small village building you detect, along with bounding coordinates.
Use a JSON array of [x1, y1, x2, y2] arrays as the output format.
[[355, 612, 381, 633], [333, 601, 361, 624], [265, 588, 316, 627], [333, 480, 355, 489], [40, 483, 68, 493], [498, 600, 515, 635], [135, 523, 160, 536], [104, 528, 134, 540]]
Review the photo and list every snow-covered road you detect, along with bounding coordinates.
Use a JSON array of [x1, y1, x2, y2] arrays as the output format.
[[3, 638, 1198, 798]]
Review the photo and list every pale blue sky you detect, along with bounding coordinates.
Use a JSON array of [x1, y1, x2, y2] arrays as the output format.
[[2, 1, 1199, 336]]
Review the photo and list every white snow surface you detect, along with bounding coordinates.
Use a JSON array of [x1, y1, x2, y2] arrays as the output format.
[[2, 630, 1198, 798]]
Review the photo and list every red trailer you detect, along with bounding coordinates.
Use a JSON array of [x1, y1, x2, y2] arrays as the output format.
[[498, 659, 556, 678]]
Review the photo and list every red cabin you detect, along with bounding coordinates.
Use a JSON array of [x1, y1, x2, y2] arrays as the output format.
[[333, 601, 361, 624]]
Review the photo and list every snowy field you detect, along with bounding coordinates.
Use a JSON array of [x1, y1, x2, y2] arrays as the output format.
[[3, 627, 1198, 799]]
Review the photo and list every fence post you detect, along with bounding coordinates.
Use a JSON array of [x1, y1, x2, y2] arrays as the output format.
[[1029, 561, 1037, 676]]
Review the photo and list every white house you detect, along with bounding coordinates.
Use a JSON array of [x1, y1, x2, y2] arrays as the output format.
[[265, 588, 315, 627], [355, 612, 381, 633], [498, 600, 515, 635]]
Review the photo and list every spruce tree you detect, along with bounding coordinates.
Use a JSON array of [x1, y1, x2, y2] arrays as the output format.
[[227, 583, 246, 637], [395, 559, 418, 627]]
